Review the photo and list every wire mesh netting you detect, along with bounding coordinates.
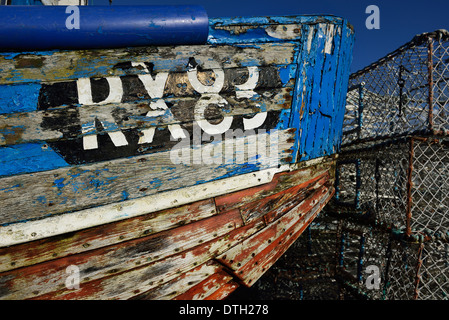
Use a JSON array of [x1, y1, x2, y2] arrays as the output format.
[[330, 29, 449, 300], [335, 137, 449, 235], [343, 29, 449, 146]]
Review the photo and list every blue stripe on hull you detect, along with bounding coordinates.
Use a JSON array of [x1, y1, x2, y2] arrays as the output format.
[[0, 83, 41, 114], [0, 143, 68, 177]]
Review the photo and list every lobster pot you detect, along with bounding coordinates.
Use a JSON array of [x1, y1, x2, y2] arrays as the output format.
[[334, 137, 449, 236], [333, 221, 390, 300], [342, 30, 449, 146], [385, 239, 449, 300]]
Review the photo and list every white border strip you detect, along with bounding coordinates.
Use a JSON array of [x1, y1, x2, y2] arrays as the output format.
[[0, 157, 331, 248], [0, 165, 288, 247]]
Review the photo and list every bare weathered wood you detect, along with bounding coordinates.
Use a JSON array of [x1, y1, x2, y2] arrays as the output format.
[[239, 171, 329, 224], [216, 182, 331, 274], [214, 159, 332, 213], [0, 129, 293, 225], [0, 43, 297, 85], [173, 267, 233, 300], [236, 186, 335, 286], [0, 199, 217, 273], [28, 216, 266, 300], [0, 88, 292, 147], [0, 208, 243, 300], [204, 280, 239, 300], [0, 163, 287, 247], [0, 160, 336, 300], [131, 262, 224, 300]]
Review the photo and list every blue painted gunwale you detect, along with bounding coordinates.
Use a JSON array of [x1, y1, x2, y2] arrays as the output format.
[[0, 5, 209, 51]]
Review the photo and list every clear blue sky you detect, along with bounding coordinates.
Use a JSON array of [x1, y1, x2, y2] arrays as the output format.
[[89, 0, 449, 73]]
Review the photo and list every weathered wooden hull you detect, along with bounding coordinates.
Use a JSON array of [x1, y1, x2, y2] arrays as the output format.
[[0, 13, 354, 299]]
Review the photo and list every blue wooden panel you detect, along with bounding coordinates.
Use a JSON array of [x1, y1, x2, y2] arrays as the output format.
[[333, 21, 355, 152], [0, 15, 355, 179], [0, 83, 41, 114], [0, 143, 68, 177]]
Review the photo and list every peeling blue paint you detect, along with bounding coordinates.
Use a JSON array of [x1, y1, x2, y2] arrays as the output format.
[[122, 190, 129, 201], [53, 178, 65, 190], [0, 83, 41, 114], [278, 64, 297, 85], [0, 143, 68, 177]]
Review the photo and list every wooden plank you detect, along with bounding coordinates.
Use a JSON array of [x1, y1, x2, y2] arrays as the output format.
[[239, 171, 330, 224], [173, 268, 233, 300], [0, 163, 287, 247], [0, 199, 217, 273], [204, 280, 239, 300], [0, 43, 297, 85], [0, 129, 294, 225], [237, 185, 335, 286], [0, 109, 284, 174], [0, 90, 291, 148], [36, 64, 294, 109], [0, 63, 296, 148], [28, 216, 266, 300], [130, 262, 224, 300], [0, 208, 244, 300], [214, 159, 332, 213], [216, 182, 331, 274]]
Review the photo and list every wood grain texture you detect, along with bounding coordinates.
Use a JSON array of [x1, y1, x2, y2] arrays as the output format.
[[0, 43, 297, 85], [204, 280, 239, 300], [216, 182, 333, 282], [0, 89, 291, 147], [131, 262, 225, 300], [173, 267, 234, 300], [214, 158, 333, 213], [235, 185, 334, 286], [0, 163, 287, 247], [0, 199, 217, 273], [27, 216, 266, 300], [0, 208, 244, 300], [0, 158, 336, 300], [239, 171, 329, 224], [0, 129, 293, 225]]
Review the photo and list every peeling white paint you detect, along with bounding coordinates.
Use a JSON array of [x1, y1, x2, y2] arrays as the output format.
[[235, 66, 259, 98], [324, 24, 335, 54], [0, 161, 331, 247], [194, 94, 233, 135], [187, 67, 225, 94], [77, 77, 123, 105], [265, 24, 301, 40], [243, 112, 267, 130], [307, 26, 315, 53]]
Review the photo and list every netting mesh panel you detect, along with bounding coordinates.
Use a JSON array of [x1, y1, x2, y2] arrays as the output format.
[[417, 241, 449, 300], [336, 141, 410, 229], [336, 162, 358, 205], [411, 139, 449, 233], [432, 38, 449, 132], [384, 240, 421, 300], [336, 223, 389, 300], [345, 43, 429, 144], [343, 32, 449, 146]]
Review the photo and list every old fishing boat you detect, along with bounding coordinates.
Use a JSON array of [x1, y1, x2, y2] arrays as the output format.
[[0, 4, 354, 300]]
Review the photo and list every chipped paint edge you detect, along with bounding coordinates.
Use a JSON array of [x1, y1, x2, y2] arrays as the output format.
[[0, 157, 332, 247], [0, 158, 328, 247]]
